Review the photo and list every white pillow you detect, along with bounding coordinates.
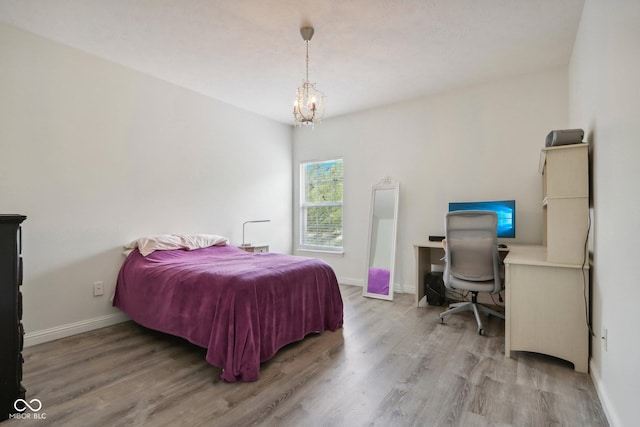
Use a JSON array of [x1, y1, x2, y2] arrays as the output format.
[[125, 234, 184, 256], [180, 234, 229, 251], [125, 234, 229, 256]]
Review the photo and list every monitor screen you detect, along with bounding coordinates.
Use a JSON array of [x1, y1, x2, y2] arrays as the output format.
[[448, 200, 516, 238]]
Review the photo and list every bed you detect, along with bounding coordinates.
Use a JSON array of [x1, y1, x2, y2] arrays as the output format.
[[113, 238, 343, 382]]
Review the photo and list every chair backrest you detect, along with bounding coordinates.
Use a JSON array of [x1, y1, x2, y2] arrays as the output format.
[[444, 210, 501, 292]]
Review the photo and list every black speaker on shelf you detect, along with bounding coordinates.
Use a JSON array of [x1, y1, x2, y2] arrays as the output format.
[[545, 129, 584, 147]]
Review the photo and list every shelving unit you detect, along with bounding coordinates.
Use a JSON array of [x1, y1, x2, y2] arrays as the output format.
[[0, 215, 27, 420], [539, 143, 589, 264]]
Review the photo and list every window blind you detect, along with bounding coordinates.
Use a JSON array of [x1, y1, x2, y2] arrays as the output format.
[[300, 159, 343, 250]]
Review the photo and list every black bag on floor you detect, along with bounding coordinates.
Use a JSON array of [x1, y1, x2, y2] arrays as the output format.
[[424, 272, 446, 306]]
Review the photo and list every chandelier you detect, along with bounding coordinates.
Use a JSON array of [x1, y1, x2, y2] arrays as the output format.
[[293, 27, 325, 129]]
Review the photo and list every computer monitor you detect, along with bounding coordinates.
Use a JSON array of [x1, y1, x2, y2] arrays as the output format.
[[448, 200, 516, 238]]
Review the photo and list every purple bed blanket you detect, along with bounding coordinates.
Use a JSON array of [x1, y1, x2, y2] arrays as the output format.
[[113, 245, 343, 382]]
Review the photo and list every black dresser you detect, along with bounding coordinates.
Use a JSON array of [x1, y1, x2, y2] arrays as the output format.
[[0, 215, 26, 421]]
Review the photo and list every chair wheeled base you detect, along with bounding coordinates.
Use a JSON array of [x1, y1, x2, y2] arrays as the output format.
[[439, 292, 504, 335]]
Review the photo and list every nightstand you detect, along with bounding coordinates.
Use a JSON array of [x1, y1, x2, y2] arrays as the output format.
[[238, 245, 269, 253]]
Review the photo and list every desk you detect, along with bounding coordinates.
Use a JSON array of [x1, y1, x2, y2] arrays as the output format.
[[414, 242, 589, 372], [413, 241, 446, 307], [413, 241, 509, 307], [504, 245, 589, 373]]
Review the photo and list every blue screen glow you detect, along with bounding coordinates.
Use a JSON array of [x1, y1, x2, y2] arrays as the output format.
[[448, 200, 516, 238]]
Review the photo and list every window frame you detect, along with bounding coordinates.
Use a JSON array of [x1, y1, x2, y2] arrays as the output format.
[[299, 158, 344, 253]]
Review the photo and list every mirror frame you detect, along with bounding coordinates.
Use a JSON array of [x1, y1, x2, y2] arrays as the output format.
[[363, 180, 399, 301]]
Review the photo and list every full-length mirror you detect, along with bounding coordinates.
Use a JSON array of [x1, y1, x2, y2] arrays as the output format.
[[363, 180, 399, 300]]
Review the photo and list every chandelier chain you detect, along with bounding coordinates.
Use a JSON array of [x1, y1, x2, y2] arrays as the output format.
[[293, 27, 325, 129], [305, 40, 309, 82]]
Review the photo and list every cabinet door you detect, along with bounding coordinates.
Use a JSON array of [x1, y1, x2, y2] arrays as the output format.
[[545, 197, 589, 264], [507, 263, 589, 372], [543, 145, 588, 198]]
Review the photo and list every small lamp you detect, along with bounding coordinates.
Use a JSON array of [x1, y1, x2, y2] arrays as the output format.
[[241, 220, 271, 246]]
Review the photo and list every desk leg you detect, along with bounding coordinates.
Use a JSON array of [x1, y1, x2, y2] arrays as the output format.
[[415, 246, 427, 306], [505, 264, 512, 359]]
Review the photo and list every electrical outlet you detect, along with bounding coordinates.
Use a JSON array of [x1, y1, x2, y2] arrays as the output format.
[[93, 281, 104, 297]]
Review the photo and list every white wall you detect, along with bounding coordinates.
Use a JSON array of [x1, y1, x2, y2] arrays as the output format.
[[0, 23, 292, 340], [569, 1, 640, 426], [293, 69, 569, 291]]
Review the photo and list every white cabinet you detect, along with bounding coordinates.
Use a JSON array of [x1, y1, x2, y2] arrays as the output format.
[[239, 245, 269, 253], [504, 245, 589, 373], [503, 143, 590, 372]]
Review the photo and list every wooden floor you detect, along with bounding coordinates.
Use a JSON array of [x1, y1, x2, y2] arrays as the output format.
[[8, 285, 608, 427]]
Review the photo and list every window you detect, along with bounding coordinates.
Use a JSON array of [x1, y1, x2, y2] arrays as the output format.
[[300, 159, 343, 252]]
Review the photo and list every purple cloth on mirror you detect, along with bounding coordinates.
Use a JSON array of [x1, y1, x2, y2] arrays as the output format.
[[367, 267, 390, 295], [113, 245, 343, 382]]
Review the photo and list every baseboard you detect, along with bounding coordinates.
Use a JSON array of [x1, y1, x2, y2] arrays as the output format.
[[24, 312, 130, 348], [338, 277, 363, 287], [589, 359, 620, 427], [337, 276, 413, 294], [395, 282, 413, 294], [23, 279, 412, 347]]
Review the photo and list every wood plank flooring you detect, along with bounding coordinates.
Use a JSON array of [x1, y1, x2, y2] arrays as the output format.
[[6, 285, 608, 426]]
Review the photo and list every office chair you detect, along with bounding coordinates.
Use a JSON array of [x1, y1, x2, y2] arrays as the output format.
[[438, 210, 505, 335]]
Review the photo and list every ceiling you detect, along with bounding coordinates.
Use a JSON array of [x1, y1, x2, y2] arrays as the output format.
[[0, 0, 585, 125]]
